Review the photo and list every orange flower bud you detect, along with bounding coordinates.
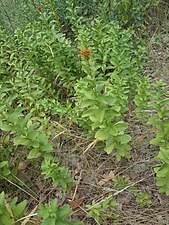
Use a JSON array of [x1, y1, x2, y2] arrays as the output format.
[[37, 5, 43, 13], [79, 48, 91, 60]]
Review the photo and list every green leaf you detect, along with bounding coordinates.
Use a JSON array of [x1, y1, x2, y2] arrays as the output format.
[[27, 131, 39, 140], [163, 110, 169, 117], [58, 205, 72, 220], [97, 109, 105, 123], [9, 197, 18, 209], [104, 137, 115, 154], [82, 108, 105, 123], [31, 141, 40, 148], [116, 144, 131, 161], [3, 135, 10, 144], [40, 144, 53, 152], [161, 98, 169, 105], [95, 128, 107, 140], [2, 211, 14, 225], [0, 161, 8, 168], [13, 135, 31, 146], [147, 116, 160, 125], [27, 149, 41, 159], [8, 108, 23, 123], [156, 177, 167, 187], [6, 93, 18, 104], [80, 99, 98, 108], [91, 109, 105, 123], [113, 106, 121, 112], [13, 200, 27, 217], [156, 164, 169, 177], [91, 121, 101, 130], [0, 123, 13, 132], [150, 137, 163, 145], [18, 114, 32, 129], [116, 134, 131, 143], [82, 108, 94, 118], [114, 121, 128, 132], [37, 133, 48, 143], [0, 192, 5, 206]]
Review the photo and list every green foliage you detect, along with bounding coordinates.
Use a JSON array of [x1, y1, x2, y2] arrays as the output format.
[[0, 20, 74, 192], [0, 18, 75, 223], [86, 176, 152, 224], [0, 161, 11, 178], [0, 0, 160, 36], [0, 0, 38, 33], [112, 176, 152, 207], [135, 191, 152, 207], [74, 20, 145, 158], [0, 88, 74, 191], [38, 199, 82, 225], [14, 12, 80, 88], [134, 76, 152, 118], [0, 192, 27, 225], [86, 195, 118, 224], [0, 193, 82, 225], [112, 176, 131, 189], [148, 93, 169, 195], [0, 1, 168, 224], [41, 156, 74, 192], [97, 0, 159, 27], [135, 78, 169, 195]]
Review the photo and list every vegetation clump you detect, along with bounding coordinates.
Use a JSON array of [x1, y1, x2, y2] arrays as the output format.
[[0, 0, 168, 224]]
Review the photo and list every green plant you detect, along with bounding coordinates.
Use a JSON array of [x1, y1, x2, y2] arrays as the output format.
[[0, 161, 11, 178], [135, 78, 169, 195], [0, 99, 74, 191], [0, 191, 27, 225], [86, 195, 118, 225], [112, 176, 152, 207], [0, 192, 83, 225], [135, 191, 152, 207], [1, 2, 168, 224], [0, 86, 74, 222], [97, 0, 159, 27], [14, 12, 80, 88], [134, 76, 152, 118], [41, 156, 74, 192], [0, 0, 38, 33], [112, 176, 131, 189], [38, 199, 82, 225], [74, 20, 146, 159], [148, 93, 169, 195]]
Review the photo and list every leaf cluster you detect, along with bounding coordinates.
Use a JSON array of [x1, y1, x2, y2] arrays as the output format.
[[135, 79, 169, 195]]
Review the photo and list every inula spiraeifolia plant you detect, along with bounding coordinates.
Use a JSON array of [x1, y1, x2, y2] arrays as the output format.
[[135, 79, 169, 195], [74, 19, 145, 159], [0, 1, 168, 224]]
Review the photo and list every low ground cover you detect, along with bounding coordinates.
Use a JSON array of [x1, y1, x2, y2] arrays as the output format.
[[0, 0, 169, 224]]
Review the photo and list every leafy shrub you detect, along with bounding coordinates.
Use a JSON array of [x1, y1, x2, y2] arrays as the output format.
[[0, 2, 168, 225], [38, 199, 82, 225], [0, 192, 82, 225], [97, 0, 159, 27], [135, 79, 169, 195], [0, 192, 27, 225], [74, 19, 145, 159], [0, 0, 38, 33], [86, 195, 118, 224], [0, 86, 74, 191], [0, 0, 160, 36], [0, 19, 75, 191], [14, 12, 80, 87]]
